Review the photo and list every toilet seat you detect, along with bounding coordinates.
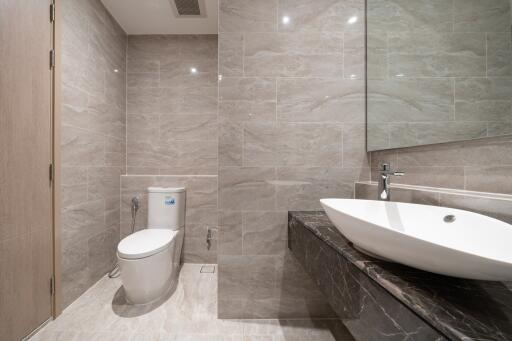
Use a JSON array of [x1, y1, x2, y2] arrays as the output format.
[[118, 229, 177, 260]]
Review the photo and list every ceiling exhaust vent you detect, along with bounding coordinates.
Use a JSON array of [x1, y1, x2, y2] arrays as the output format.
[[171, 0, 206, 17]]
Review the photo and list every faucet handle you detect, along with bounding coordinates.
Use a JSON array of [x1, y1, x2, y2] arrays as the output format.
[[380, 163, 404, 176]]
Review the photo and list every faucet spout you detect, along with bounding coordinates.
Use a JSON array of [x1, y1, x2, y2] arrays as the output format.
[[377, 164, 404, 201]]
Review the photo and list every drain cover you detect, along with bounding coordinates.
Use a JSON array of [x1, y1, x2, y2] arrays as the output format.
[[443, 214, 456, 223], [200, 265, 215, 273]]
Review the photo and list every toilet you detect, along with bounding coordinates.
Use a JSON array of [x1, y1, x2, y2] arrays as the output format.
[[117, 187, 185, 304]]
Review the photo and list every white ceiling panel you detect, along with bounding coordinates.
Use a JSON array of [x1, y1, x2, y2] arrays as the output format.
[[101, 0, 218, 35]]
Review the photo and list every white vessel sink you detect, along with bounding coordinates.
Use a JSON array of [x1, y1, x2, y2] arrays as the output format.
[[320, 198, 512, 281]]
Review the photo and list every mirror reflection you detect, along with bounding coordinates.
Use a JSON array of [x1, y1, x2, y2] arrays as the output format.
[[366, 0, 512, 151]]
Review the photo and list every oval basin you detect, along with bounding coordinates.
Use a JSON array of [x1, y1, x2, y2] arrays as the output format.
[[320, 198, 512, 281]]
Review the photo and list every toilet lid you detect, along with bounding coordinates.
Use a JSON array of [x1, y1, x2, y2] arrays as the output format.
[[118, 229, 176, 259]]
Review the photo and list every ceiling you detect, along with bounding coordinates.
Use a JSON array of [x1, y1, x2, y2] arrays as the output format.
[[101, 0, 218, 35]]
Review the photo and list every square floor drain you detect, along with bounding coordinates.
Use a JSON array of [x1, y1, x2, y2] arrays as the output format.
[[200, 265, 216, 273]]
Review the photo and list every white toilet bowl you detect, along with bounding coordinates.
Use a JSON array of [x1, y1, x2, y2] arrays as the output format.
[[117, 228, 183, 304], [117, 186, 186, 305]]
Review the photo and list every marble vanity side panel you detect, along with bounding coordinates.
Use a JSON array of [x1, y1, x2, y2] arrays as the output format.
[[288, 215, 447, 341], [217, 0, 369, 319], [61, 0, 127, 308]]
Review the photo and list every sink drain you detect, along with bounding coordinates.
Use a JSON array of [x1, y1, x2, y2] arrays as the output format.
[[443, 214, 456, 223]]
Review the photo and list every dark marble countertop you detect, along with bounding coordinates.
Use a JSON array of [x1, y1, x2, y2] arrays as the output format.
[[289, 211, 512, 341]]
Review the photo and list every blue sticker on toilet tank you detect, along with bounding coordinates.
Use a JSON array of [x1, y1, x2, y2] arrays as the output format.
[[165, 197, 175, 206]]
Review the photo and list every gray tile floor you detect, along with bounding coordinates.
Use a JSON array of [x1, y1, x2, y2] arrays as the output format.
[[31, 264, 349, 341]]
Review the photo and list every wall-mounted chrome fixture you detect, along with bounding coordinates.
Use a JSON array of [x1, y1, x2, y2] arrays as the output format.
[[206, 226, 217, 250], [377, 164, 404, 201], [108, 196, 140, 278]]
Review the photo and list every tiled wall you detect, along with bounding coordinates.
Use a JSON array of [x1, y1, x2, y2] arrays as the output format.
[[61, 0, 126, 307], [217, 0, 369, 318], [371, 135, 512, 196], [126, 35, 218, 175], [120, 175, 218, 263], [367, 0, 512, 150], [124, 35, 218, 263], [355, 182, 512, 225]]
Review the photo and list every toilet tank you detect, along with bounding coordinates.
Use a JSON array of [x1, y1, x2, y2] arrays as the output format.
[[147, 187, 185, 230]]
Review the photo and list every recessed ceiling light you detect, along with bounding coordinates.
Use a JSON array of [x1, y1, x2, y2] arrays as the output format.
[[190, 67, 198, 74], [347, 16, 358, 24], [282, 16, 290, 24]]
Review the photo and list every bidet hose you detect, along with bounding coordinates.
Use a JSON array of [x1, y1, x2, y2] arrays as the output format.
[[108, 197, 139, 278]]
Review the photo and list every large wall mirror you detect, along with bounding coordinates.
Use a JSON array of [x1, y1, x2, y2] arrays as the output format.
[[366, 0, 512, 151]]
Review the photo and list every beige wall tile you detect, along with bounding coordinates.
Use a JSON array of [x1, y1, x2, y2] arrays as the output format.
[[219, 33, 244, 77], [355, 182, 440, 205], [220, 77, 276, 101], [61, 200, 106, 247], [487, 33, 512, 77], [218, 0, 371, 319], [126, 35, 219, 175], [87, 167, 123, 201], [220, 101, 276, 123], [160, 114, 218, 141], [368, 79, 454, 124], [388, 122, 488, 149], [219, 0, 278, 33], [388, 32, 486, 77], [356, 182, 512, 225], [367, 0, 453, 33], [372, 166, 465, 189], [127, 72, 160, 88], [342, 124, 370, 168], [465, 166, 512, 194], [218, 255, 279, 300], [219, 121, 244, 167], [454, 0, 510, 32], [278, 0, 364, 32], [276, 167, 367, 210], [440, 192, 512, 224], [245, 53, 343, 78], [243, 123, 343, 167], [218, 211, 243, 255], [242, 211, 287, 255], [61, 126, 105, 167], [219, 167, 276, 210], [277, 78, 365, 123], [455, 78, 512, 123], [61, 0, 127, 308]]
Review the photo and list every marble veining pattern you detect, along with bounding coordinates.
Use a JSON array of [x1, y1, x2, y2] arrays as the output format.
[[61, 0, 127, 308], [30, 264, 352, 341], [367, 0, 512, 150], [217, 0, 370, 319], [125, 35, 219, 264], [289, 211, 512, 341]]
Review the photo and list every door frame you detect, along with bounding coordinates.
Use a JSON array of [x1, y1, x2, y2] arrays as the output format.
[[51, 0, 62, 318]]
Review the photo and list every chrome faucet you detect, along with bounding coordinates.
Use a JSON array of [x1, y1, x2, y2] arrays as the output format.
[[378, 163, 404, 201]]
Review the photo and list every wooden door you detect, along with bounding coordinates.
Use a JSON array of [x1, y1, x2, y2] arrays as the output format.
[[0, 0, 55, 339]]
